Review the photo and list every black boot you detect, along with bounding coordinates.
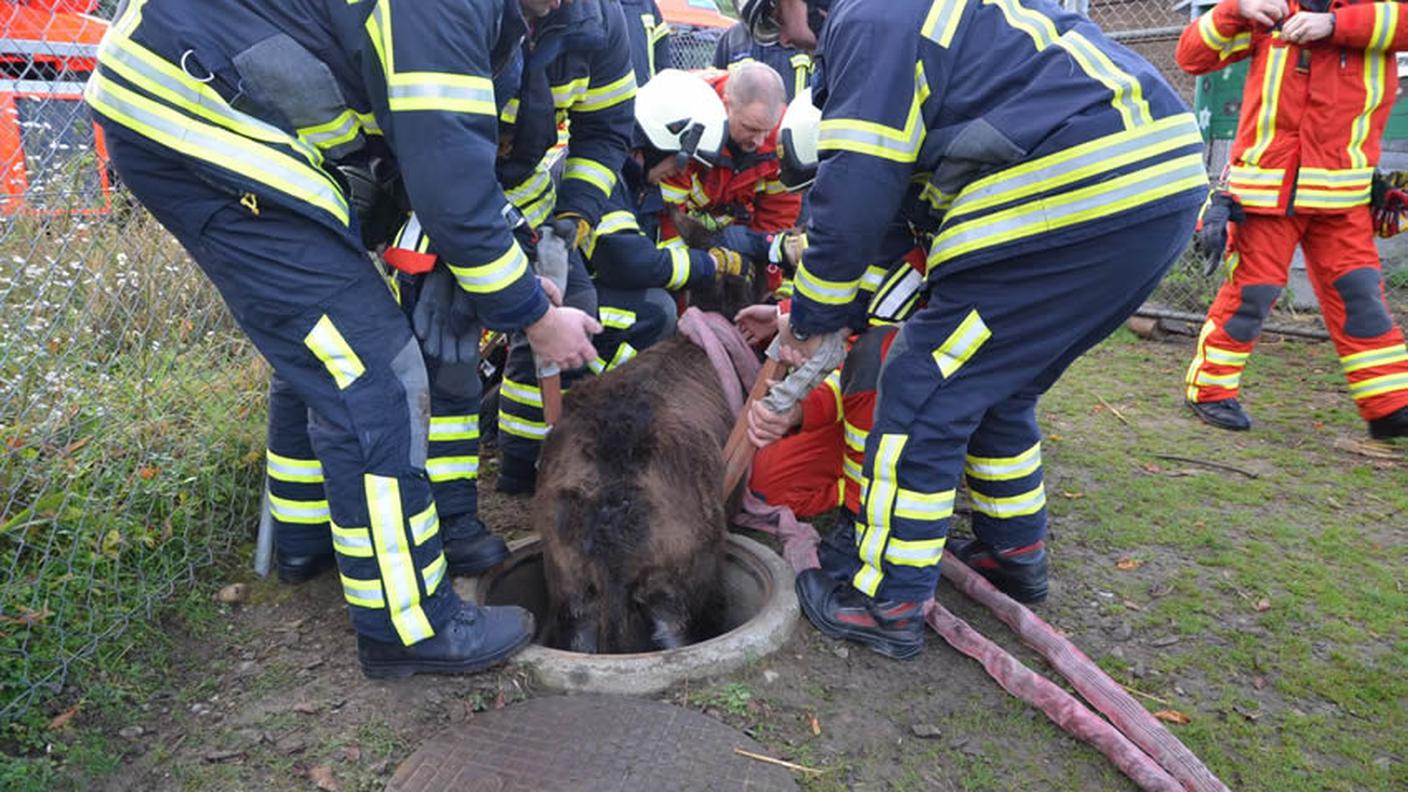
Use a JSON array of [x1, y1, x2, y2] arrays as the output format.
[[948, 537, 1049, 604], [441, 514, 510, 577], [277, 552, 335, 585], [816, 512, 859, 583], [357, 600, 534, 679], [1367, 406, 1408, 440], [794, 569, 925, 660], [494, 454, 537, 496], [1186, 398, 1252, 431]]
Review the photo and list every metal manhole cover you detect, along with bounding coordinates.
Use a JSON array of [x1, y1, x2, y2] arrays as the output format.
[[387, 694, 798, 791]]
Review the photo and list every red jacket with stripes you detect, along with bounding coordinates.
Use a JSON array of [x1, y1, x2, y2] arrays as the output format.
[[1179, 0, 1408, 214]]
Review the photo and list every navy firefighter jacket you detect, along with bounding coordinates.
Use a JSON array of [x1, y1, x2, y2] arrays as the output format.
[[85, 0, 552, 331], [789, 0, 1208, 336]]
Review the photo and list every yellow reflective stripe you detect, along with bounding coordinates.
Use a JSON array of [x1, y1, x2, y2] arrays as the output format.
[[1185, 319, 1216, 400], [1202, 345, 1249, 367], [1054, 31, 1152, 128], [970, 483, 1047, 518], [1196, 11, 1250, 60], [1295, 190, 1372, 209], [843, 455, 864, 484], [357, 110, 381, 136], [946, 116, 1201, 223], [269, 493, 331, 524], [340, 573, 386, 609], [365, 0, 494, 117], [331, 522, 375, 558], [885, 536, 947, 568], [500, 97, 520, 125], [305, 315, 366, 389], [422, 554, 447, 596], [1341, 344, 1408, 374], [660, 181, 690, 204], [564, 157, 617, 196], [599, 306, 637, 329], [1194, 369, 1241, 388], [1228, 165, 1284, 184], [844, 420, 866, 453], [852, 561, 883, 597], [922, 0, 967, 47], [860, 434, 906, 569], [85, 74, 349, 225], [501, 378, 543, 408], [500, 414, 549, 439], [408, 503, 439, 546], [429, 415, 478, 441], [762, 178, 788, 195], [595, 210, 641, 237], [794, 259, 860, 306], [446, 244, 530, 293], [817, 62, 929, 163], [1348, 6, 1398, 166], [1297, 167, 1374, 188], [577, 71, 637, 112], [297, 108, 361, 151], [893, 487, 956, 521], [426, 455, 479, 482], [266, 450, 324, 483], [552, 76, 589, 108], [965, 442, 1041, 481], [860, 265, 888, 292], [932, 309, 991, 378], [824, 371, 843, 419], [790, 54, 814, 99], [507, 167, 552, 205], [931, 154, 1207, 266], [365, 475, 434, 645], [660, 239, 691, 290], [1244, 46, 1289, 166], [1349, 372, 1408, 400], [608, 342, 638, 371]]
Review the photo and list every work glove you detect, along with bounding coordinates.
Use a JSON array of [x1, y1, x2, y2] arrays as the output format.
[[1371, 171, 1408, 238], [708, 247, 745, 282], [534, 220, 575, 290], [337, 157, 404, 250], [411, 264, 477, 365], [1193, 191, 1243, 277], [769, 231, 805, 272]]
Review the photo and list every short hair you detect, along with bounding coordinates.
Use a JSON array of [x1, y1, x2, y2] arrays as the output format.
[[725, 62, 786, 122]]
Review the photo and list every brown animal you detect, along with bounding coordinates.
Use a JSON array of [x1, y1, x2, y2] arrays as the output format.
[[534, 334, 739, 653]]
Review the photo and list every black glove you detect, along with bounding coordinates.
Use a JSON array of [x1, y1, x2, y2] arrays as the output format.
[[337, 157, 404, 250], [1194, 191, 1244, 277], [411, 264, 477, 364]]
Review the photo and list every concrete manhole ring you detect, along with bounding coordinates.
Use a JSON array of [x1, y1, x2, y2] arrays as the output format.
[[387, 694, 798, 791], [457, 533, 799, 694]]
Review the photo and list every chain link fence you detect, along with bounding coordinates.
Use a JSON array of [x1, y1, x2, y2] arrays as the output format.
[[2, 1, 1406, 733]]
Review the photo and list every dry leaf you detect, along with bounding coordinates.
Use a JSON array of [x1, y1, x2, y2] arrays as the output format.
[[1153, 709, 1191, 725], [1061, 490, 1085, 500], [809, 715, 821, 736], [18, 607, 52, 627], [138, 466, 159, 480], [293, 701, 320, 715], [1121, 600, 1144, 612], [308, 765, 339, 792], [1252, 675, 1266, 690], [341, 744, 361, 762], [48, 702, 80, 730], [1116, 557, 1144, 571], [494, 689, 506, 710], [1142, 462, 1162, 473], [63, 437, 90, 454], [1254, 598, 1271, 612]]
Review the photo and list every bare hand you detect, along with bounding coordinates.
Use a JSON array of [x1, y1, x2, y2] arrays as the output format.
[[746, 387, 802, 448], [1280, 11, 1334, 44], [537, 275, 564, 306], [1237, 0, 1288, 27], [775, 315, 824, 368], [735, 303, 780, 346], [524, 305, 601, 370]]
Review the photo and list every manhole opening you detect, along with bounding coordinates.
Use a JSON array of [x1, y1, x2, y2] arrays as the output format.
[[478, 539, 771, 655]]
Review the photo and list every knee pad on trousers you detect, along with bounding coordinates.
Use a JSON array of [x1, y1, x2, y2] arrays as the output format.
[[1224, 284, 1282, 342], [390, 338, 430, 469], [1332, 268, 1393, 338]]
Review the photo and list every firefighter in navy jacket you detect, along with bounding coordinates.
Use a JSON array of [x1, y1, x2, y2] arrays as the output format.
[[741, 0, 1206, 660]]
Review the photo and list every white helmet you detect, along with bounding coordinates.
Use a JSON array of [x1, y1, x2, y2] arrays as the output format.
[[634, 69, 728, 166], [777, 87, 820, 191]]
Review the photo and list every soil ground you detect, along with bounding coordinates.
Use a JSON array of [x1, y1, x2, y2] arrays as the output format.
[[31, 326, 1408, 791]]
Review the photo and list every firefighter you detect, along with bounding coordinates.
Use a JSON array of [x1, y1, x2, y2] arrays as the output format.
[[86, 0, 604, 677], [658, 62, 802, 245], [493, 0, 640, 497], [713, 20, 816, 101], [1179, 0, 1408, 439], [621, 0, 672, 85], [741, 0, 1206, 660]]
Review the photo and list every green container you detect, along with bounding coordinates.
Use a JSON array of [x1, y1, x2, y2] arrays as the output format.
[[1192, 56, 1408, 142]]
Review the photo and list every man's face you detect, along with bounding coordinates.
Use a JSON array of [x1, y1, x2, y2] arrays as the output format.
[[727, 99, 778, 153], [520, 0, 563, 19], [777, 0, 819, 51]]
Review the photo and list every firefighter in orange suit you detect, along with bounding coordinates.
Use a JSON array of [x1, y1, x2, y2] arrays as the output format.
[[1180, 0, 1408, 438]]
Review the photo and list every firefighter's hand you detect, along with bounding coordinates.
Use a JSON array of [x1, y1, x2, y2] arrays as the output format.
[[735, 303, 781, 346], [412, 265, 478, 365], [776, 315, 825, 368], [1237, 0, 1288, 27], [770, 231, 805, 271], [747, 387, 802, 448], [708, 247, 745, 281], [1281, 12, 1334, 44], [537, 275, 564, 307], [525, 305, 602, 371]]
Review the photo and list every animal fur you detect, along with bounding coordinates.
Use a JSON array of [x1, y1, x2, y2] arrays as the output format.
[[535, 335, 738, 653]]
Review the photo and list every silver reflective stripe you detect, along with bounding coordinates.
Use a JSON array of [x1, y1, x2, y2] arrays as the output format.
[[409, 505, 439, 546], [302, 112, 360, 149], [422, 555, 447, 596], [874, 269, 924, 319], [817, 122, 923, 161], [387, 81, 493, 106], [971, 484, 1047, 518], [893, 488, 956, 520], [426, 456, 478, 481]]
